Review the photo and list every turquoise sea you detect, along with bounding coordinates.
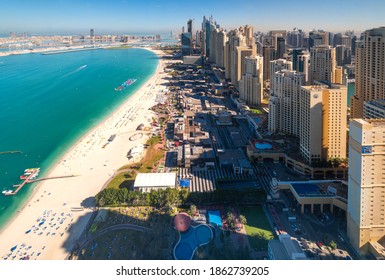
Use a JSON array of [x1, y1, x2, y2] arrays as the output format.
[[347, 82, 355, 107], [0, 48, 158, 229]]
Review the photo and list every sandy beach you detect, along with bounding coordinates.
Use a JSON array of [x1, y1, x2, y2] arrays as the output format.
[[0, 48, 170, 260]]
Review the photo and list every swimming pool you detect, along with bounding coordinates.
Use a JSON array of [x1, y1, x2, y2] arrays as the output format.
[[208, 210, 222, 227], [255, 142, 273, 150], [174, 224, 213, 260]]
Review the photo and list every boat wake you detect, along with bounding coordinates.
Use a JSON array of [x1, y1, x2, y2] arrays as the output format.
[[62, 65, 87, 77]]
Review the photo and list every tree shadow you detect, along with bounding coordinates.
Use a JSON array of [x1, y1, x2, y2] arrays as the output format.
[[80, 197, 96, 209], [63, 208, 178, 260]]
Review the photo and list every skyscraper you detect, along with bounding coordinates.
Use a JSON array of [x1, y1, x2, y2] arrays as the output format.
[[276, 36, 286, 59], [268, 70, 305, 136], [270, 59, 292, 78], [309, 45, 336, 84], [209, 28, 227, 68], [181, 32, 192, 56], [347, 119, 385, 257], [201, 16, 215, 57], [239, 56, 264, 105], [225, 26, 256, 87], [187, 19, 193, 34], [297, 52, 310, 85], [351, 27, 385, 118], [299, 84, 347, 164], [262, 46, 276, 83]]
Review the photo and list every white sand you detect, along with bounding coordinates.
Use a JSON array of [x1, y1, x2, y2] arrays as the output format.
[[0, 48, 170, 260]]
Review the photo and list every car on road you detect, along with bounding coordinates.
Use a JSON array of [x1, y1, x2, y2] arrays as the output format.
[[317, 241, 323, 249], [338, 235, 345, 242]]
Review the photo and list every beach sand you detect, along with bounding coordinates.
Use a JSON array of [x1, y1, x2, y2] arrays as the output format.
[[0, 48, 170, 260]]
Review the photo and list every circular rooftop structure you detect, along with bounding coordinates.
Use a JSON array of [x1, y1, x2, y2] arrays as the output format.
[[174, 212, 192, 232]]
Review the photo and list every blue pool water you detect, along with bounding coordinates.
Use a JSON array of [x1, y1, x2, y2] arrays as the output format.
[[174, 225, 213, 260], [255, 142, 273, 150], [208, 210, 222, 227], [291, 183, 334, 197]]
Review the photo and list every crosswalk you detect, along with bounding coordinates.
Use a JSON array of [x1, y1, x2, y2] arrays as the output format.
[[178, 167, 257, 192]]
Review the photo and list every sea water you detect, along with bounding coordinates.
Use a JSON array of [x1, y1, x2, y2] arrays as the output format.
[[0, 48, 158, 228]]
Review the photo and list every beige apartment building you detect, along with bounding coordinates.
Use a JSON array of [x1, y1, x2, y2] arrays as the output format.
[[268, 69, 305, 136], [351, 27, 385, 118], [309, 45, 336, 84], [209, 28, 227, 68], [299, 84, 347, 164], [239, 55, 263, 105], [347, 119, 385, 258], [225, 26, 256, 87]]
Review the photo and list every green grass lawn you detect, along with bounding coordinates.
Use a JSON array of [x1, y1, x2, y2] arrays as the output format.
[[106, 172, 135, 190], [240, 206, 274, 251]]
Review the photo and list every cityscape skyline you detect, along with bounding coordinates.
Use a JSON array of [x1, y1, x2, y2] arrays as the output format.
[[2, 0, 385, 265], [1, 0, 385, 35]]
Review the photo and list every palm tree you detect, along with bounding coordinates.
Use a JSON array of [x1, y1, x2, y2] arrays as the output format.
[[239, 215, 247, 226]]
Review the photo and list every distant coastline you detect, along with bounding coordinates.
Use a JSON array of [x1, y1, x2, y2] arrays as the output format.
[[0, 43, 137, 57]]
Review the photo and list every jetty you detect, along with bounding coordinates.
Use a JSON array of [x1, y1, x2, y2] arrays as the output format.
[[2, 168, 77, 196], [41, 47, 98, 55]]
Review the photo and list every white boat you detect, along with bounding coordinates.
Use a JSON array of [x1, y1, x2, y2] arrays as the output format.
[[23, 168, 40, 176], [2, 190, 13, 195]]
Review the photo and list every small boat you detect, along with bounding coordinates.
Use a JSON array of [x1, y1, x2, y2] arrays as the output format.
[[114, 78, 137, 91], [2, 190, 13, 195]]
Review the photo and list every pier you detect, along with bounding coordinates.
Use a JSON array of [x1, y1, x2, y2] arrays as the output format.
[[27, 175, 78, 183], [3, 170, 77, 196], [41, 47, 98, 55]]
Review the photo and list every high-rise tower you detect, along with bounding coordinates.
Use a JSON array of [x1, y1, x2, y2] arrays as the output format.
[[351, 28, 385, 118], [239, 56, 263, 105], [347, 119, 385, 257], [309, 45, 336, 84]]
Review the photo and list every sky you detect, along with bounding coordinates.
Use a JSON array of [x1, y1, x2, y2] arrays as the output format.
[[1, 0, 385, 35]]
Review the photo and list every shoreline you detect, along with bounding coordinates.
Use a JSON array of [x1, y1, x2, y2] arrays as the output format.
[[0, 47, 169, 260]]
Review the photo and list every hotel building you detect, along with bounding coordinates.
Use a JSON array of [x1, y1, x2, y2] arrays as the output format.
[[347, 119, 385, 258], [239, 55, 263, 105], [225, 26, 256, 87], [268, 70, 305, 136], [351, 27, 385, 118], [309, 45, 336, 84], [299, 84, 347, 164]]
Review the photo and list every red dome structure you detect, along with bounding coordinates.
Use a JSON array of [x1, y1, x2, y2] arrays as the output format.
[[174, 212, 192, 232]]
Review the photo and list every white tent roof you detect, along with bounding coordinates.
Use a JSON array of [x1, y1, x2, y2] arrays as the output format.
[[134, 172, 177, 188]]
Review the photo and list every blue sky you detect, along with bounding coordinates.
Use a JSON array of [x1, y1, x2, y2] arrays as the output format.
[[1, 0, 385, 35]]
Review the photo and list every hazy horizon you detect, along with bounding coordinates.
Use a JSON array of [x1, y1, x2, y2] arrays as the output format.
[[1, 0, 385, 36]]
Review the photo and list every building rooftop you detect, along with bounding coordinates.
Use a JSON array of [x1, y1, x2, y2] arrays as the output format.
[[134, 172, 177, 188], [354, 118, 385, 126], [290, 181, 347, 199]]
